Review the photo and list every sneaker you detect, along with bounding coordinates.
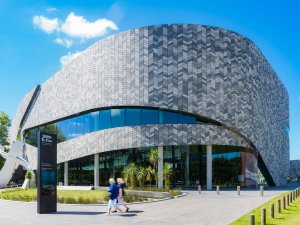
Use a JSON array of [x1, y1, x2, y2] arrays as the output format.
[[105, 213, 111, 216], [111, 210, 117, 213], [126, 208, 129, 212]]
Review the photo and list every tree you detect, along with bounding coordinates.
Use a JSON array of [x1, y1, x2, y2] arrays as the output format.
[[163, 163, 173, 190], [122, 163, 137, 188], [0, 111, 11, 169], [145, 166, 155, 188], [149, 148, 159, 187], [25, 170, 33, 189], [136, 167, 146, 187]]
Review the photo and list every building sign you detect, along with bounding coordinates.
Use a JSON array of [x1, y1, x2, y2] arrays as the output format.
[[37, 132, 57, 214]]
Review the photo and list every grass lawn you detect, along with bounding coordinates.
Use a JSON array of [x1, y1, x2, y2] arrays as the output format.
[[230, 190, 300, 225], [0, 189, 108, 204], [0, 188, 153, 204]]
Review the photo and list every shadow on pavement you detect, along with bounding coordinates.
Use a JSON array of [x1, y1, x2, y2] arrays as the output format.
[[52, 211, 104, 215]]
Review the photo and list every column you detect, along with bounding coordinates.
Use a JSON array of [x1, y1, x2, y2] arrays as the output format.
[[64, 161, 69, 186], [94, 153, 99, 187], [158, 146, 164, 188], [206, 145, 212, 190], [184, 146, 190, 186]]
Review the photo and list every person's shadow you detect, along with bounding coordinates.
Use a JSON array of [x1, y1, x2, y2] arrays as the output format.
[[52, 211, 105, 215], [118, 210, 144, 217]]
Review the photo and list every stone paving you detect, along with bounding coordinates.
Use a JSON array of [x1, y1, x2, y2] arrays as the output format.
[[0, 189, 288, 225]]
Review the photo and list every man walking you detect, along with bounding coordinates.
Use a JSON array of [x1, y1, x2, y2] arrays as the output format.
[[106, 178, 122, 215]]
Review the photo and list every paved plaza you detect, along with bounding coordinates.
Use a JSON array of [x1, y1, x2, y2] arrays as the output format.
[[0, 189, 288, 225]]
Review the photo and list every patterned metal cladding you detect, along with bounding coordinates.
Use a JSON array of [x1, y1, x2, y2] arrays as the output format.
[[290, 160, 300, 178], [12, 24, 289, 186]]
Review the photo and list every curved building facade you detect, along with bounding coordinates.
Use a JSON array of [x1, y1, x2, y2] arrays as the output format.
[[10, 24, 289, 188]]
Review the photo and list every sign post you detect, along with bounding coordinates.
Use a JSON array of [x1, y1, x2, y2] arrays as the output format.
[[37, 132, 57, 214]]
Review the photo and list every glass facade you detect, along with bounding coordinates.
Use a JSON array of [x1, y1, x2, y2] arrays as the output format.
[[56, 145, 257, 188], [24, 107, 210, 147]]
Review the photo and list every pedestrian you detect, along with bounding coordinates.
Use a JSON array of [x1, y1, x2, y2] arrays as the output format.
[[117, 178, 129, 212], [106, 178, 122, 215]]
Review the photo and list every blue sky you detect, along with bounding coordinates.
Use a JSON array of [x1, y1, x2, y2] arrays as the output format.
[[0, 0, 299, 159]]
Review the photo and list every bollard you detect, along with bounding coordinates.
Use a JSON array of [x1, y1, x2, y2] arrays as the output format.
[[249, 214, 255, 225], [261, 208, 266, 225], [283, 196, 286, 209], [198, 185, 201, 194], [277, 199, 281, 213], [260, 186, 264, 197], [270, 203, 274, 218], [237, 186, 240, 196], [287, 194, 290, 206], [216, 185, 220, 195], [290, 193, 293, 203]]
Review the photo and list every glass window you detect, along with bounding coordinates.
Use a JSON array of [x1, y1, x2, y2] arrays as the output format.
[[90, 111, 100, 132], [111, 109, 125, 128], [83, 114, 91, 134], [100, 109, 111, 130], [159, 111, 178, 124], [76, 115, 84, 136], [141, 109, 159, 124], [125, 108, 141, 126], [178, 113, 196, 124]]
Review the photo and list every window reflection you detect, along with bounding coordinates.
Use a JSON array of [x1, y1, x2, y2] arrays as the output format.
[[141, 109, 159, 124], [111, 109, 125, 128], [24, 107, 209, 147]]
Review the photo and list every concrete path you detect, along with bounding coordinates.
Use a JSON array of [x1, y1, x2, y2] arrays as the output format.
[[0, 190, 287, 225]]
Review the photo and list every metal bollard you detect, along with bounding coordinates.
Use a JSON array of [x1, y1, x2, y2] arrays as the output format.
[[249, 214, 255, 225], [261, 208, 266, 225], [277, 199, 281, 213], [216, 185, 220, 195], [260, 186, 264, 197], [283, 196, 286, 209], [198, 185, 201, 194], [270, 203, 274, 218], [237, 186, 240, 196]]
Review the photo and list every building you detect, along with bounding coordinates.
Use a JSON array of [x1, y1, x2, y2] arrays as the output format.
[[290, 160, 300, 179], [9, 24, 289, 188]]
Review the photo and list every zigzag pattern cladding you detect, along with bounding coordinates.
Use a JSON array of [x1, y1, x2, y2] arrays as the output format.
[[290, 160, 300, 178], [14, 24, 289, 186], [25, 124, 248, 170]]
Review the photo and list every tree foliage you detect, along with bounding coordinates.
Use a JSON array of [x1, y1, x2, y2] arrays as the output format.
[[0, 111, 11, 169]]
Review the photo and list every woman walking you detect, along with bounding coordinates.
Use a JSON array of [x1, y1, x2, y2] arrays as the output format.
[[117, 178, 129, 212], [106, 178, 122, 215]]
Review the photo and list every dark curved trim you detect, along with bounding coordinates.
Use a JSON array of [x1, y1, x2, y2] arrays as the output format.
[[20, 85, 41, 129]]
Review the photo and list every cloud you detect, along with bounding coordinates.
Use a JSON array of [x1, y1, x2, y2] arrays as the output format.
[[61, 12, 118, 39], [47, 7, 58, 13], [60, 51, 82, 66], [32, 15, 59, 34], [32, 12, 118, 46], [54, 38, 73, 48]]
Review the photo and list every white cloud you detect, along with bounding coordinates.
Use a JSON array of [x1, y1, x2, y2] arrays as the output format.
[[32, 12, 118, 47], [47, 7, 58, 13], [32, 15, 59, 34], [60, 51, 82, 66], [61, 12, 118, 39], [54, 38, 73, 48]]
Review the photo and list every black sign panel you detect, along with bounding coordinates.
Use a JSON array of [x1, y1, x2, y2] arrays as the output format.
[[37, 132, 57, 214]]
